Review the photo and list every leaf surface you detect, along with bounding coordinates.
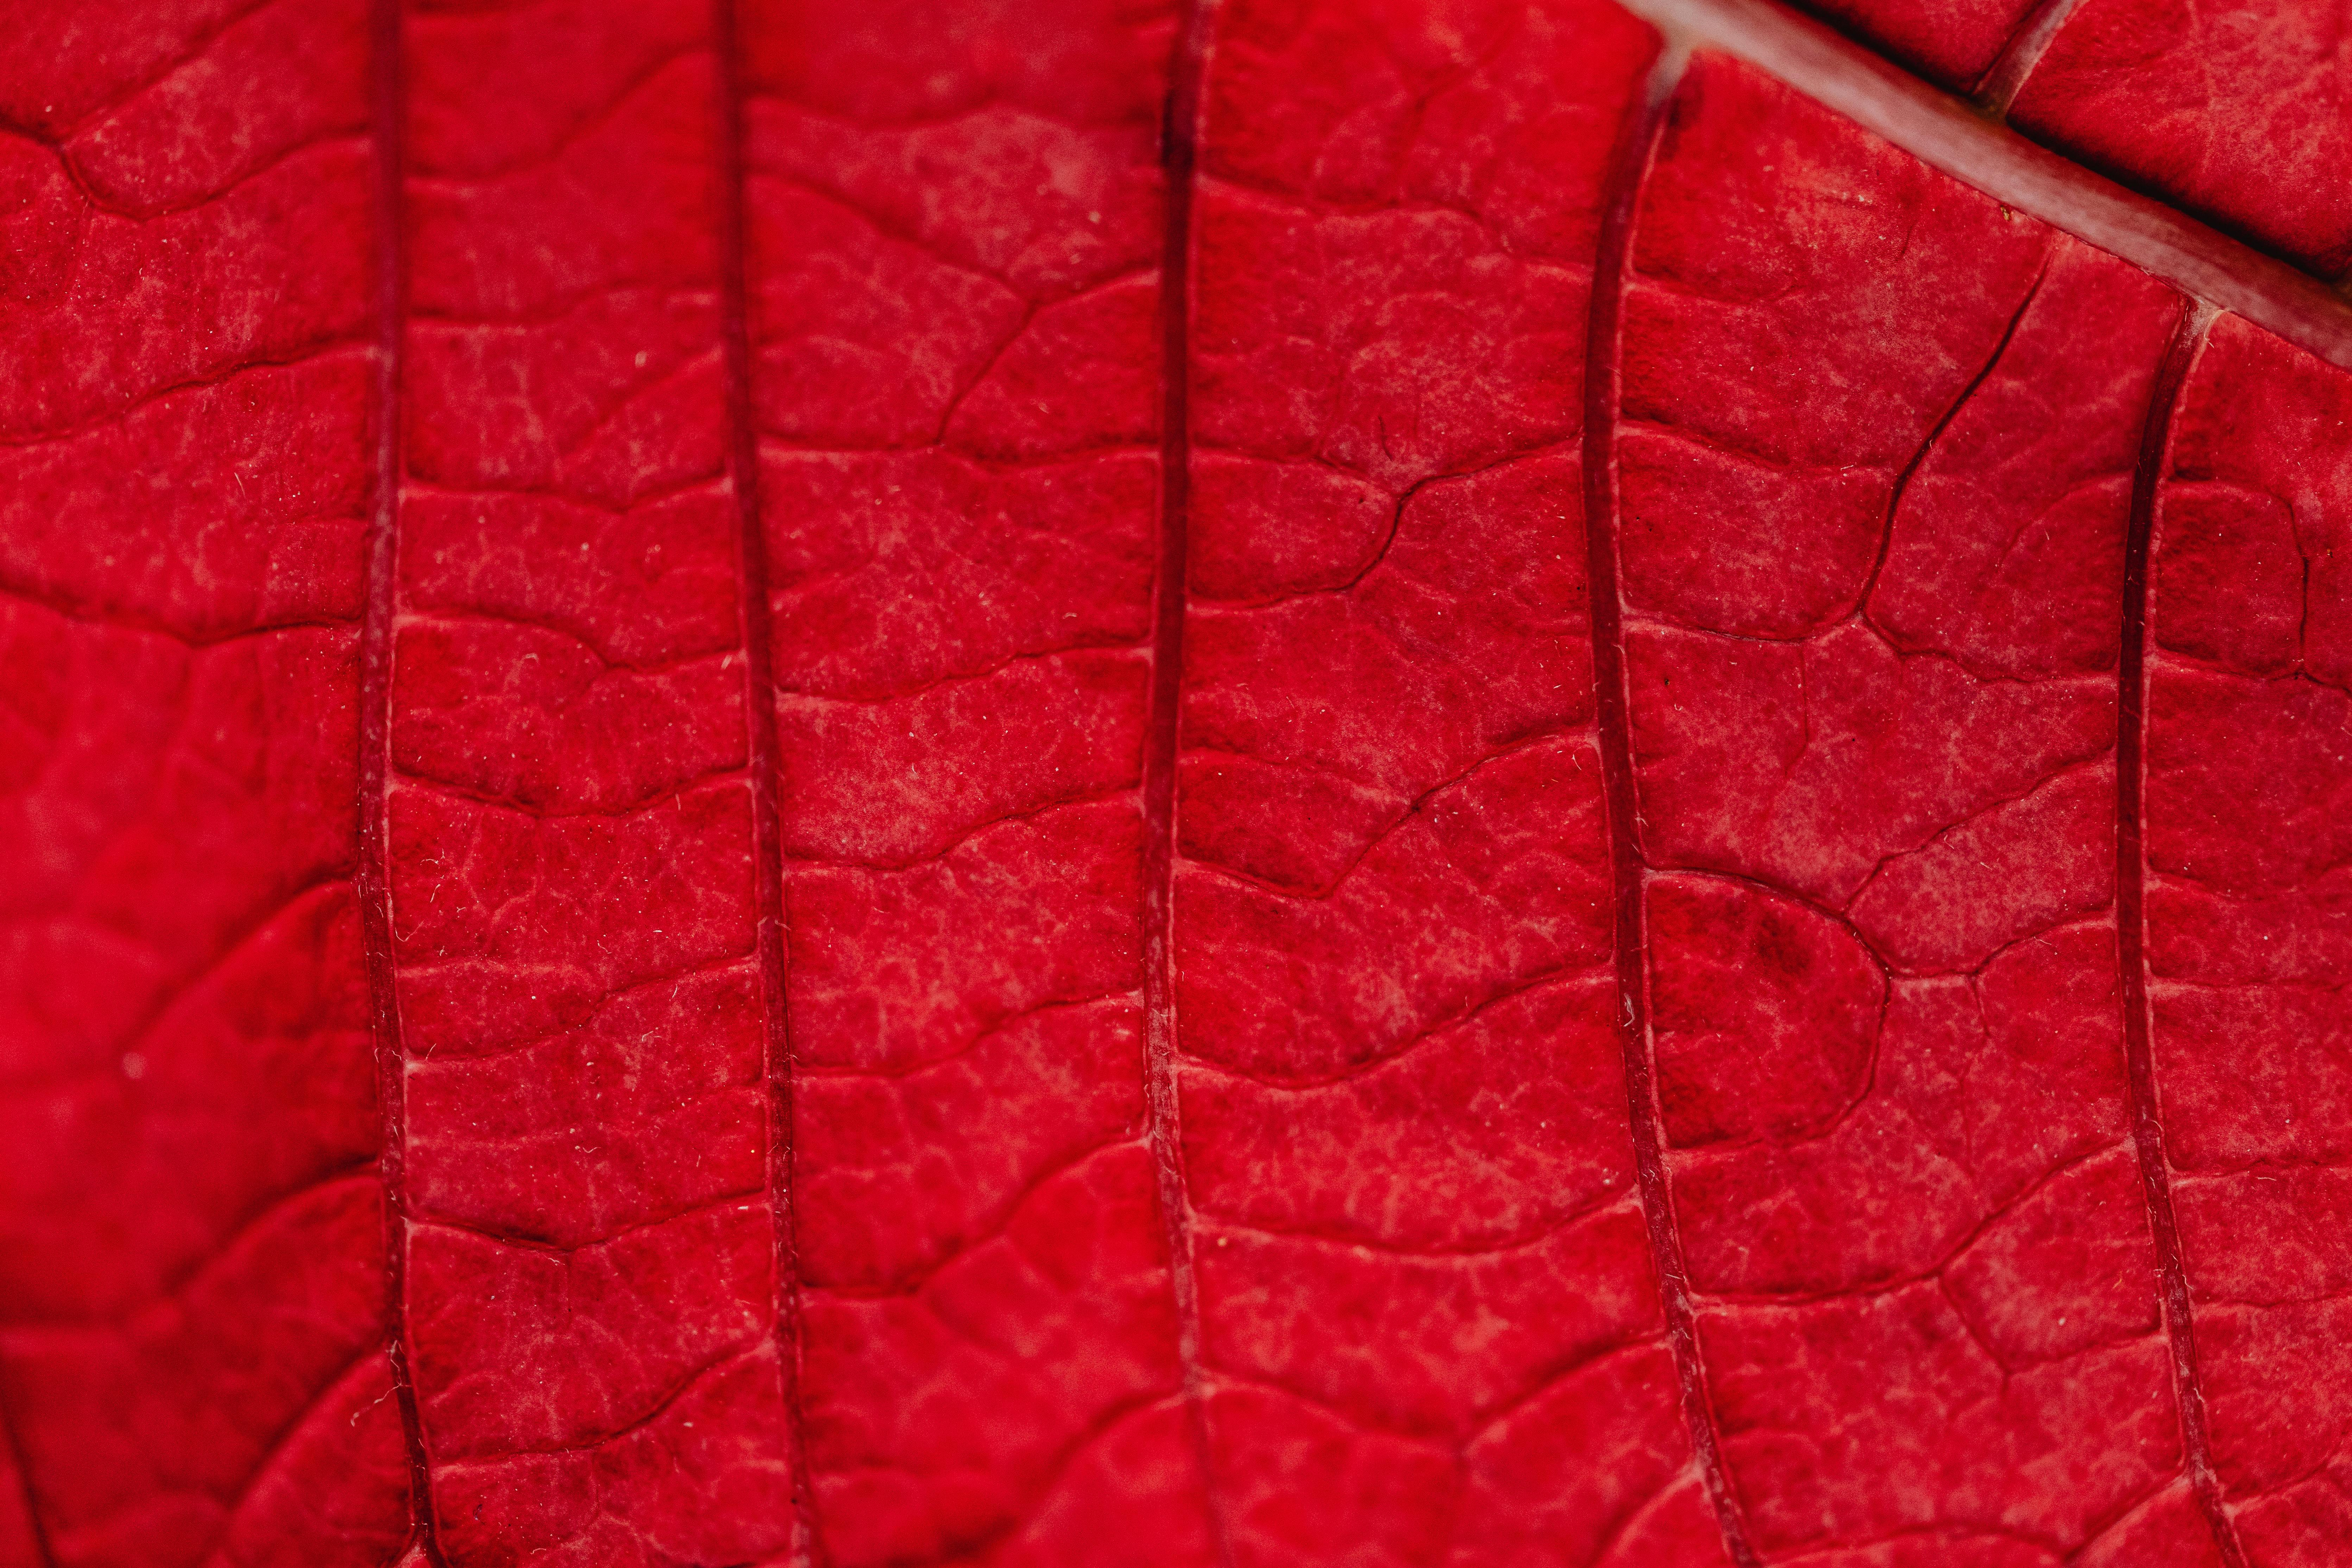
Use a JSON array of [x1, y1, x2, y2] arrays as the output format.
[[2, 1, 2349, 1565]]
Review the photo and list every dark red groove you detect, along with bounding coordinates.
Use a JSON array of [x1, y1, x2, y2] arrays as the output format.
[[1853, 248, 2048, 619], [2118, 302, 2247, 1568], [1582, 45, 1762, 1568], [1614, 0, 2352, 373], [1142, 2, 1233, 1562], [360, 1, 444, 1561], [0, 1400, 58, 1568], [710, 3, 827, 1561]]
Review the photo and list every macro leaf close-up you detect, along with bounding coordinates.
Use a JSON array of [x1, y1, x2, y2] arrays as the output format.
[[4, 0, 2351, 1563]]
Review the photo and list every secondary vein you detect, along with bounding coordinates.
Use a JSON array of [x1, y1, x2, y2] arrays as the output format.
[[711, 1, 828, 1560], [2117, 300, 2249, 1568], [360, 0, 444, 1560], [1582, 40, 1764, 1568], [1142, 2, 1234, 1561]]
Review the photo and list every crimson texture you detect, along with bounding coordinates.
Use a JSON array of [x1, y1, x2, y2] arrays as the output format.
[[1798, 0, 2352, 276], [2, 0, 2348, 1565]]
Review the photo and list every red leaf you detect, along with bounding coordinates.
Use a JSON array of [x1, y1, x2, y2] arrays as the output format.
[[4, 0, 2349, 1565]]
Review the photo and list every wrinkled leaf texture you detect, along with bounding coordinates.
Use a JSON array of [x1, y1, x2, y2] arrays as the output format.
[[3, 0, 2351, 1564]]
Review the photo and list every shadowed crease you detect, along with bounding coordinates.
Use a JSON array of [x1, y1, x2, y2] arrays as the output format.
[[0, 1397, 56, 1568]]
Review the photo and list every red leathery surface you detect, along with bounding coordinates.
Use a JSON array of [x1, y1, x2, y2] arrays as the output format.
[[2002, 0, 2352, 277], [737, 0, 1210, 1561], [2148, 316, 2352, 1566], [3, 1, 2350, 1566], [392, 5, 799, 1564], [1181, 6, 1715, 1563], [1787, 0, 2352, 281], [1620, 55, 2187, 1562]]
